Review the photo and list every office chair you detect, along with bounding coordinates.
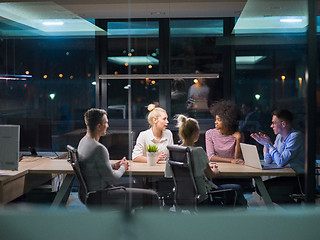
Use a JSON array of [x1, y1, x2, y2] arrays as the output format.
[[66, 145, 127, 209], [167, 145, 236, 212], [289, 174, 320, 204]]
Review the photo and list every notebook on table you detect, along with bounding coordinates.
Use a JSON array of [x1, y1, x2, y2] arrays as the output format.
[[240, 143, 283, 170]]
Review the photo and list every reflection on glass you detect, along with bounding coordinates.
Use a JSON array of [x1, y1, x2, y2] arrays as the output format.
[[170, 76, 223, 118], [107, 21, 159, 75], [170, 19, 223, 74], [0, 36, 95, 152]]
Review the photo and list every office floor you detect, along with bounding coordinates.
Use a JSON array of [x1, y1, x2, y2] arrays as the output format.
[[65, 191, 280, 212], [5, 190, 320, 212]]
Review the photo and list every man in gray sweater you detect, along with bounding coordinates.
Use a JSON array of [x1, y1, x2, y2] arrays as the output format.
[[78, 108, 159, 209]]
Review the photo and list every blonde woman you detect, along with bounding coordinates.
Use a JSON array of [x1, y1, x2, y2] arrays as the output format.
[[132, 104, 174, 163], [176, 114, 247, 207]]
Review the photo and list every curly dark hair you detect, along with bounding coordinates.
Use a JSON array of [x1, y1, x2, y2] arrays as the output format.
[[210, 100, 240, 133]]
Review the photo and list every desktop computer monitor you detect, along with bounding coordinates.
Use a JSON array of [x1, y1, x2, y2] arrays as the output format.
[[0, 125, 20, 170], [6, 118, 52, 155]]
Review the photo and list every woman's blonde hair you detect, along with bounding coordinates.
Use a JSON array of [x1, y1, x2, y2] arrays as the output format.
[[147, 104, 167, 126], [175, 114, 199, 141]]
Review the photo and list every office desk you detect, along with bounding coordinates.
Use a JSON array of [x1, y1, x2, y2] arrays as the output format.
[[212, 162, 296, 208], [0, 157, 296, 208], [30, 159, 167, 207], [122, 160, 166, 176], [29, 159, 296, 208], [29, 159, 167, 207], [124, 161, 296, 208], [127, 161, 296, 208], [26, 158, 73, 207], [0, 157, 57, 204], [27, 159, 166, 206], [28, 159, 73, 174], [213, 162, 296, 177]]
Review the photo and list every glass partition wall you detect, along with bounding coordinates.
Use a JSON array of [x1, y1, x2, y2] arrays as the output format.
[[0, 0, 318, 202], [97, 17, 312, 157], [96, 0, 318, 202], [0, 36, 96, 152]]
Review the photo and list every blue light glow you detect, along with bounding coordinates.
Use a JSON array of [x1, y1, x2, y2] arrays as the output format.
[[42, 21, 64, 26]]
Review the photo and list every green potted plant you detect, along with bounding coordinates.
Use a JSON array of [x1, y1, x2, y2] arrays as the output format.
[[146, 144, 158, 166], [146, 144, 158, 152]]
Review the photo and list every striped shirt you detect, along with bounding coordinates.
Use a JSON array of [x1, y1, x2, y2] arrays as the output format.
[[205, 128, 236, 160]]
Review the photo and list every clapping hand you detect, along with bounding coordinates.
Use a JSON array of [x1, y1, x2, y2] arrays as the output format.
[[250, 132, 272, 146]]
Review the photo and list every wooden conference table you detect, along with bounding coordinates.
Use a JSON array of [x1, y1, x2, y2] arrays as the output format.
[[211, 162, 296, 207], [0, 157, 296, 208]]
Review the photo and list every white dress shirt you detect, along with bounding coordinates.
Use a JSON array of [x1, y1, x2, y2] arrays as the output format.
[[132, 128, 174, 177], [132, 128, 174, 160]]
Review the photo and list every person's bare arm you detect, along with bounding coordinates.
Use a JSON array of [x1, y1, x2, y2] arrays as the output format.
[[132, 155, 147, 163], [233, 131, 243, 159], [210, 155, 244, 164]]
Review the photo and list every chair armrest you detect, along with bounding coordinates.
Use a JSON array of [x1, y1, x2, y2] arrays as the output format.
[[168, 160, 186, 166], [206, 188, 237, 207], [86, 186, 127, 206], [207, 188, 235, 195], [88, 186, 127, 196]]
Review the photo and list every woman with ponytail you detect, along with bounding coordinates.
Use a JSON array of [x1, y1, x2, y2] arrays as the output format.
[[176, 114, 247, 207]]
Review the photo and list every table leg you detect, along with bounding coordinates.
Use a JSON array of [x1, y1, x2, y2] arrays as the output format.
[[50, 174, 75, 208], [254, 177, 274, 208]]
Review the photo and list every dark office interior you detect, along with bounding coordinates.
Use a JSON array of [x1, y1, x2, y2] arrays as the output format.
[[0, 0, 320, 239]]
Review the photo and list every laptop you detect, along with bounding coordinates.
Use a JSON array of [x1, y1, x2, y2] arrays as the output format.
[[240, 143, 282, 170]]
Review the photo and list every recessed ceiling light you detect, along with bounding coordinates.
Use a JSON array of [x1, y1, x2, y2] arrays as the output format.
[[280, 18, 303, 23], [236, 56, 266, 64], [108, 56, 159, 66], [0, 74, 32, 80], [233, 0, 308, 34], [42, 21, 64, 26], [0, 2, 106, 36]]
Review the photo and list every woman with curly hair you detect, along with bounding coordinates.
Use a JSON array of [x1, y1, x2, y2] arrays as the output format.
[[176, 114, 247, 207], [205, 100, 244, 164]]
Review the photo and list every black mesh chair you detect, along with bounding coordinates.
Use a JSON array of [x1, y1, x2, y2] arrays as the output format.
[[167, 145, 236, 212], [67, 145, 127, 208]]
